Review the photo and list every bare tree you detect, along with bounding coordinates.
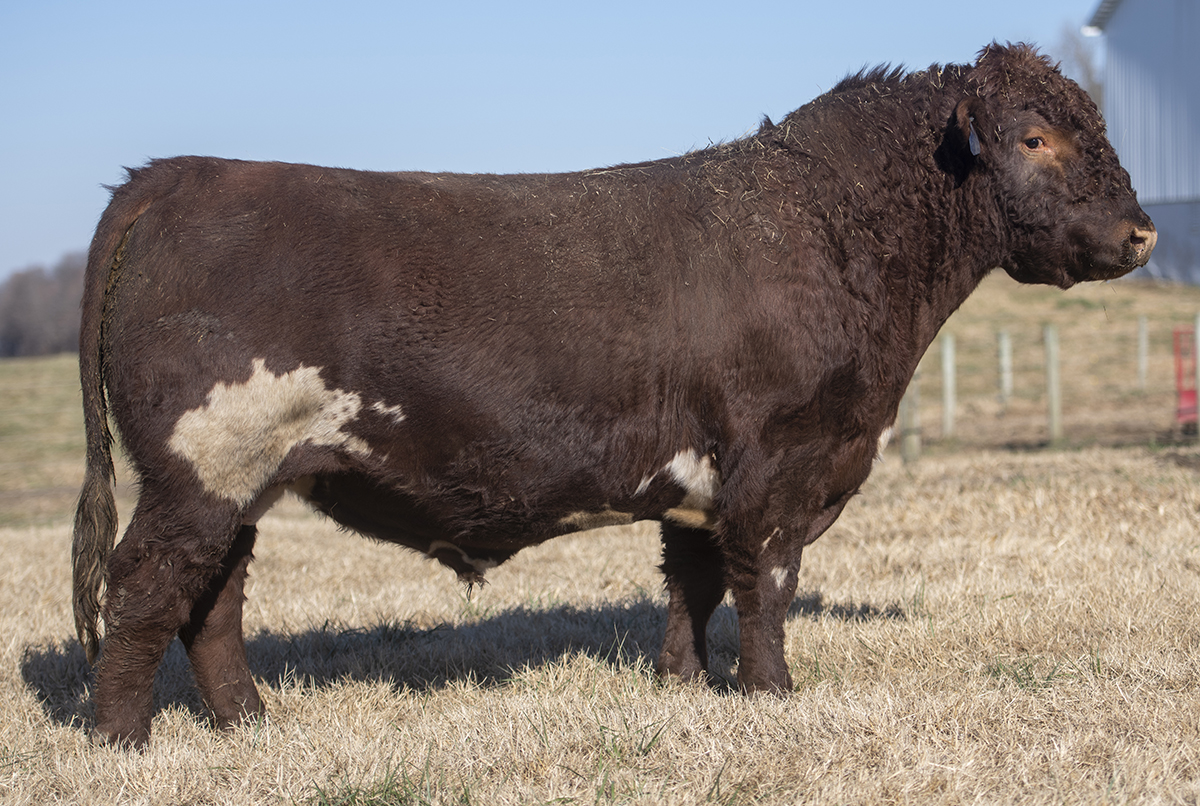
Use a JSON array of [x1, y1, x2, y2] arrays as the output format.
[[0, 251, 85, 357]]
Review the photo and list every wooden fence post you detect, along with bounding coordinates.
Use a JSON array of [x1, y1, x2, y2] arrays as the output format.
[[941, 333, 956, 438], [997, 329, 1013, 407], [900, 374, 920, 464], [1044, 324, 1063, 444]]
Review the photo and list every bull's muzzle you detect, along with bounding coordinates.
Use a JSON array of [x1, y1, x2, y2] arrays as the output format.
[[1130, 222, 1157, 268]]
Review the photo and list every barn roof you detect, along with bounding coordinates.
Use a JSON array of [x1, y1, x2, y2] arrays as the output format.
[[1085, 0, 1124, 32]]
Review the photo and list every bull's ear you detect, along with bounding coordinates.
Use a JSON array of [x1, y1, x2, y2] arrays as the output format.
[[955, 98, 983, 157], [935, 97, 985, 184]]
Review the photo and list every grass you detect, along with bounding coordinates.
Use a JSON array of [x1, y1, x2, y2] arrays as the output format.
[[3, 275, 1200, 803], [0, 354, 92, 527]]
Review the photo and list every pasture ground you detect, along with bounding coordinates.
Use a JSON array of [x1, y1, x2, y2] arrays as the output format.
[[3, 275, 1200, 804]]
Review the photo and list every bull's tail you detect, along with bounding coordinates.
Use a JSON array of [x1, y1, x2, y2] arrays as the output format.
[[72, 168, 156, 664]]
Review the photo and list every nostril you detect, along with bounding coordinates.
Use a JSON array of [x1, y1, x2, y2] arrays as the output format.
[[1130, 225, 1158, 258]]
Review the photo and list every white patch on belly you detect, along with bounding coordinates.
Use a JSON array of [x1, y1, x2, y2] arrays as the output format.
[[664, 507, 716, 530], [427, 540, 499, 575], [169, 359, 373, 506], [771, 566, 789, 589], [876, 424, 895, 461], [666, 449, 721, 509], [655, 449, 721, 529], [558, 508, 635, 531]]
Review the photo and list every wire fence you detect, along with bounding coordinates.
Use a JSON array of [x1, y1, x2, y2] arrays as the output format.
[[897, 313, 1199, 459]]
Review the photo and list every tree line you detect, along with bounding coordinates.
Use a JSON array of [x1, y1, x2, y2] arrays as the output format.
[[0, 252, 85, 357]]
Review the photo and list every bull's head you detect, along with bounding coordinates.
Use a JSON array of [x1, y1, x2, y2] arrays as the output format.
[[954, 43, 1156, 288]]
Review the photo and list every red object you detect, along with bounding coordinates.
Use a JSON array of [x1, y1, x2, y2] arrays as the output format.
[[1175, 327, 1197, 425]]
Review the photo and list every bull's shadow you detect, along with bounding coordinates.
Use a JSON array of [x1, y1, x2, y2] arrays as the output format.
[[21, 590, 905, 731]]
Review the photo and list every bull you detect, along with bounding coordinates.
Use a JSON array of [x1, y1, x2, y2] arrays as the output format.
[[72, 43, 1156, 747]]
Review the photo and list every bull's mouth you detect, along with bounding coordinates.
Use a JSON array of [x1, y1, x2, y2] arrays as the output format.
[[1079, 258, 1141, 282], [1064, 219, 1157, 284]]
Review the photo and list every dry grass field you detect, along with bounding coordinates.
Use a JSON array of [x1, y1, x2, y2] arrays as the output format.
[[4, 275, 1200, 804]]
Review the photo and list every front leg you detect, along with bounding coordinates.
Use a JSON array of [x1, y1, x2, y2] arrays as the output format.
[[727, 531, 800, 693], [726, 493, 856, 694]]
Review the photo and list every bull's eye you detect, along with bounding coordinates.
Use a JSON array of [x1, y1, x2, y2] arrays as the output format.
[[1024, 137, 1045, 151]]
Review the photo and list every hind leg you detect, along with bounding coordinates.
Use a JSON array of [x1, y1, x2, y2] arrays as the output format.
[[178, 524, 263, 731], [92, 491, 241, 749], [656, 522, 727, 681]]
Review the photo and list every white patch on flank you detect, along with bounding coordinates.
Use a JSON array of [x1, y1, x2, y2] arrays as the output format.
[[427, 540, 499, 575], [771, 566, 789, 589], [169, 359, 372, 506], [666, 449, 721, 509], [634, 474, 655, 496], [370, 400, 407, 424], [558, 508, 635, 531]]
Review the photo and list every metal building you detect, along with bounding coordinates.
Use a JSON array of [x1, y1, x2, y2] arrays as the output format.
[[1087, 0, 1200, 282]]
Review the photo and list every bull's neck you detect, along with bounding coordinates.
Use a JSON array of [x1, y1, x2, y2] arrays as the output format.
[[902, 108, 1008, 368], [878, 177, 1003, 380]]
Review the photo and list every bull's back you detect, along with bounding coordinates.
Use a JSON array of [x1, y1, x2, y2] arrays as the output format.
[[109, 157, 691, 365]]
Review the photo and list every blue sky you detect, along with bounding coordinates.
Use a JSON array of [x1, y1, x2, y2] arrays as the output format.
[[1, 0, 1103, 279]]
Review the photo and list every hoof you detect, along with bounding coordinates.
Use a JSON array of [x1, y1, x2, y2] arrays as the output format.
[[91, 722, 151, 751], [211, 699, 267, 733], [737, 668, 794, 696], [655, 651, 706, 683]]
